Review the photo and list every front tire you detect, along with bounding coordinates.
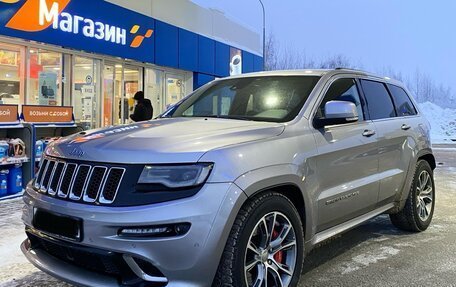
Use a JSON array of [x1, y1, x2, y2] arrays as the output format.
[[390, 160, 435, 232], [214, 192, 304, 287]]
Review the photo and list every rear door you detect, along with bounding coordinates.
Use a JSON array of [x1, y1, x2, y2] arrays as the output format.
[[312, 77, 380, 232], [359, 80, 416, 204]]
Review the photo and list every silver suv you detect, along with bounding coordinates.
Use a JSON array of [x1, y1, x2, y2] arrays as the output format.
[[21, 69, 436, 287]]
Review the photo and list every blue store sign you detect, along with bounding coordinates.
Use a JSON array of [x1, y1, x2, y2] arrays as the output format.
[[0, 0, 155, 63]]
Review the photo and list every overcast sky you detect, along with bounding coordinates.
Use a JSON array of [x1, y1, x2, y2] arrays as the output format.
[[192, 0, 456, 93]]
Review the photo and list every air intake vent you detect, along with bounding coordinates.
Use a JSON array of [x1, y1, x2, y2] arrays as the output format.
[[83, 167, 107, 203], [48, 162, 65, 196], [58, 163, 77, 198], [40, 161, 56, 193], [69, 165, 91, 200], [34, 159, 49, 189], [100, 168, 125, 204]]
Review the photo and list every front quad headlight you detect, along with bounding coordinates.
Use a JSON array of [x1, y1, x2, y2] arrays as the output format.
[[137, 163, 213, 189]]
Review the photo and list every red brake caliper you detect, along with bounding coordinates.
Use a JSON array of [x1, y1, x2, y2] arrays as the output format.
[[272, 228, 284, 264]]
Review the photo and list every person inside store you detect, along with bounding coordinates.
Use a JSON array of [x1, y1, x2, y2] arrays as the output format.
[[130, 91, 153, 122]]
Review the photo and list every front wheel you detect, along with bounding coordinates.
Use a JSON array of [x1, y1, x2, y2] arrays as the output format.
[[390, 160, 435, 232], [214, 192, 304, 287]]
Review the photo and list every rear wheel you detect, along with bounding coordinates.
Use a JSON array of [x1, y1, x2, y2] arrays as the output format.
[[390, 160, 435, 232], [214, 192, 304, 287]]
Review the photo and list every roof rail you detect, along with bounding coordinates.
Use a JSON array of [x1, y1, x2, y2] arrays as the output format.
[[334, 67, 366, 72]]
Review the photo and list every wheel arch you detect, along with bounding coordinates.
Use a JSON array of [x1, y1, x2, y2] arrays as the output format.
[[418, 151, 436, 170], [234, 165, 314, 243], [392, 148, 436, 213]]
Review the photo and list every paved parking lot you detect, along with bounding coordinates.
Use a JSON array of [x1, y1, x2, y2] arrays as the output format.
[[0, 146, 455, 287]]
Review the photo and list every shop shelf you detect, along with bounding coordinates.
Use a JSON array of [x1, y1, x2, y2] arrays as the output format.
[[0, 189, 25, 202], [0, 157, 29, 166]]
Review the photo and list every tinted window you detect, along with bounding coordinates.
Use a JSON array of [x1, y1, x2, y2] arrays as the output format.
[[168, 76, 321, 123], [317, 78, 364, 121], [388, 84, 417, 116], [361, 80, 396, 120]]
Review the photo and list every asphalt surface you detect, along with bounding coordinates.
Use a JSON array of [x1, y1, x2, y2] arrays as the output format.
[[0, 146, 455, 287]]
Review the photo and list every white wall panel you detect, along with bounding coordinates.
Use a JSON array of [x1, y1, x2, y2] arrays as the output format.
[[105, 0, 261, 55]]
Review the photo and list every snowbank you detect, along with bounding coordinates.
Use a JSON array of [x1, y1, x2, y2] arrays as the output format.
[[418, 102, 456, 144]]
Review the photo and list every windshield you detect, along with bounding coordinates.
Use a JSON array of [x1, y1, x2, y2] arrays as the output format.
[[164, 76, 321, 123]]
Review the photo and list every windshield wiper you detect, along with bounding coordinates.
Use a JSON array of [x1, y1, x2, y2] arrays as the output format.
[[202, 115, 254, 121]]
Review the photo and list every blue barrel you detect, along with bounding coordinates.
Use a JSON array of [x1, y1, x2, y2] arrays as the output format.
[[0, 170, 8, 197], [7, 164, 22, 195], [35, 140, 44, 159], [0, 141, 9, 159]]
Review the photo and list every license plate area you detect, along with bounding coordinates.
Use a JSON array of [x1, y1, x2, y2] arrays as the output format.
[[33, 208, 83, 242]]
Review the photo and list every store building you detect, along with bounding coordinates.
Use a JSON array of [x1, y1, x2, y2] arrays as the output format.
[[0, 0, 263, 129]]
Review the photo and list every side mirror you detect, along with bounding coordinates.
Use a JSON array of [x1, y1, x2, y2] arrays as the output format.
[[314, 100, 359, 128]]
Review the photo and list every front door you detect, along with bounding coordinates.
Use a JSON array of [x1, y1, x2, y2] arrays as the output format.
[[313, 78, 380, 232]]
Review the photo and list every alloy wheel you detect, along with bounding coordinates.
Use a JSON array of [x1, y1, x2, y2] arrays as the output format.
[[416, 170, 433, 222], [244, 212, 297, 287]]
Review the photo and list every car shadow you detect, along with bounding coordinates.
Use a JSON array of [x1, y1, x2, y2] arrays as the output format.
[[301, 215, 410, 275], [0, 271, 72, 287]]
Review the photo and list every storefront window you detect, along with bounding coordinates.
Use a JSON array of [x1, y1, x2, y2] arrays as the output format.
[[72, 56, 101, 130], [0, 43, 24, 106], [145, 69, 163, 117], [165, 74, 186, 109], [27, 48, 63, 106], [104, 63, 125, 126]]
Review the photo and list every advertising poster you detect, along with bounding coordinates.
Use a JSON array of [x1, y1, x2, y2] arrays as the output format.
[[38, 71, 58, 106], [230, 48, 243, 76]]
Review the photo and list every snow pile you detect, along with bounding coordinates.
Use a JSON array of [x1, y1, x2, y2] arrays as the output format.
[[418, 102, 456, 144]]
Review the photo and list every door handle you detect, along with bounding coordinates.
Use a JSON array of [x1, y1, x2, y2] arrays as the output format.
[[401, 124, 411, 131], [362, 130, 376, 137]]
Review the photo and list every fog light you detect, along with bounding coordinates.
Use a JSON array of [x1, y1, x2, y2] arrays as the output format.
[[119, 223, 191, 238]]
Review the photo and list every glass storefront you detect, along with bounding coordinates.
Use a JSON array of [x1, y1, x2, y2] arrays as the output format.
[[0, 38, 193, 129], [0, 43, 24, 106], [27, 48, 63, 106]]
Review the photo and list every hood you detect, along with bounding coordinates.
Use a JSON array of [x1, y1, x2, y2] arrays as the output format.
[[46, 118, 285, 164]]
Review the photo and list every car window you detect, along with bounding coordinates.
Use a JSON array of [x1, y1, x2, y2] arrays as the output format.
[[168, 76, 321, 123], [361, 80, 396, 120], [387, 84, 417, 116], [316, 78, 364, 122]]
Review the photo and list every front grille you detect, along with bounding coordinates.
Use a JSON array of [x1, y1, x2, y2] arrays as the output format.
[[35, 157, 125, 205]]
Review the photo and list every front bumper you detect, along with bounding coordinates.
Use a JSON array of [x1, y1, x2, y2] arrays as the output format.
[[21, 182, 247, 287]]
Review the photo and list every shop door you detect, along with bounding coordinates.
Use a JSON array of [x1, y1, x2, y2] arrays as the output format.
[[72, 56, 101, 130], [123, 66, 142, 124], [103, 63, 123, 127], [165, 74, 185, 111]]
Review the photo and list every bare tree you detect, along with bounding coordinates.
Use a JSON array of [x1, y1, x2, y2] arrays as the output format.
[[264, 33, 456, 108]]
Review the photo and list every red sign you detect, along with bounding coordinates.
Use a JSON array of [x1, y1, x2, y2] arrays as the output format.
[[0, 105, 19, 123], [22, 105, 73, 123]]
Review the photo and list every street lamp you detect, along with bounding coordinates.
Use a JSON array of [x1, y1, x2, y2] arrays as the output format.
[[258, 0, 266, 70]]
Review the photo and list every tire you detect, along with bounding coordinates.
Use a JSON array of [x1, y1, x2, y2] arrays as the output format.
[[390, 160, 435, 232], [213, 192, 304, 287]]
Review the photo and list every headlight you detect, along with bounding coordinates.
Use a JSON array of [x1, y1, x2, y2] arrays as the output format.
[[138, 163, 213, 189]]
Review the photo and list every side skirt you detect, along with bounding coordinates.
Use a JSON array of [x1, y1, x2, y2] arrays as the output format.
[[311, 203, 395, 245]]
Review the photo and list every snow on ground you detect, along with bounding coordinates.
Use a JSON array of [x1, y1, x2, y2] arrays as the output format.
[[418, 102, 456, 144]]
